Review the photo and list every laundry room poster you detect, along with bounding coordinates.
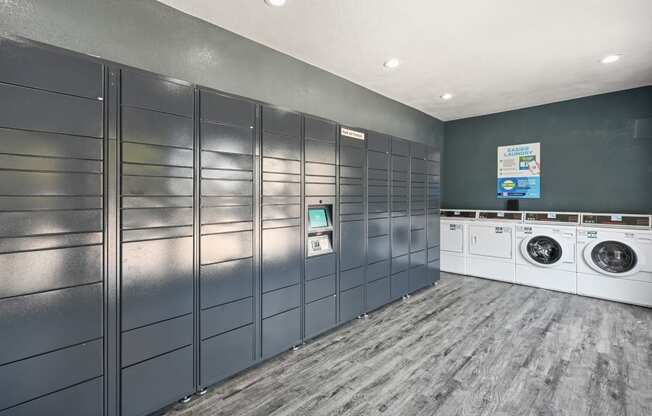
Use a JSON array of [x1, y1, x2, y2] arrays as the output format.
[[497, 142, 541, 199]]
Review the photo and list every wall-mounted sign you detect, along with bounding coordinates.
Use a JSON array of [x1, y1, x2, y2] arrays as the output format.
[[340, 127, 365, 140], [497, 142, 540, 199]]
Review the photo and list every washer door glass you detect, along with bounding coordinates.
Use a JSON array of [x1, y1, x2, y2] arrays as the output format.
[[526, 236, 562, 265], [590, 241, 637, 274]]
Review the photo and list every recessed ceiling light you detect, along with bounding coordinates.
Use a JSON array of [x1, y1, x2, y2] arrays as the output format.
[[383, 58, 400, 69], [441, 93, 454, 101], [601, 54, 621, 64], [264, 0, 286, 7]]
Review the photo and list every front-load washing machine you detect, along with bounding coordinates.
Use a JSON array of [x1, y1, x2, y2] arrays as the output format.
[[516, 212, 580, 293], [440, 209, 477, 275], [577, 213, 652, 307], [467, 210, 523, 283]]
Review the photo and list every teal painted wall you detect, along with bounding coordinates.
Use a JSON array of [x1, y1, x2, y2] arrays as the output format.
[[0, 0, 443, 146], [443, 86, 652, 213]]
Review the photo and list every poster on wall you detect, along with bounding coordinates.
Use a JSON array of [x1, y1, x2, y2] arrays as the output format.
[[497, 142, 541, 199]]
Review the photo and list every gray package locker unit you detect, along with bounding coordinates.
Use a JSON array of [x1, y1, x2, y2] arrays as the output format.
[[390, 138, 411, 299], [409, 143, 428, 292], [119, 69, 195, 416], [365, 131, 391, 312], [0, 39, 105, 415], [198, 90, 257, 387], [426, 145, 441, 283], [338, 128, 366, 322], [304, 116, 338, 339], [260, 105, 303, 358]]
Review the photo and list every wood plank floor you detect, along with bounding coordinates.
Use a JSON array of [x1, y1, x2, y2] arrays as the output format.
[[165, 273, 652, 416]]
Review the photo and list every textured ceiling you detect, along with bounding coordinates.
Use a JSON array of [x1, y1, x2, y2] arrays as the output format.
[[158, 0, 652, 120]]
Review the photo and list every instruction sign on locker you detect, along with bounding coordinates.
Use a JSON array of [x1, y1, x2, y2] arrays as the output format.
[[497, 142, 541, 199]]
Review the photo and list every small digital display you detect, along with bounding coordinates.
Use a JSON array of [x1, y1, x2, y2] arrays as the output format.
[[308, 208, 328, 228]]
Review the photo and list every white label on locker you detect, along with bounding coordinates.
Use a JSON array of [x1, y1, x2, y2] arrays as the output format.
[[547, 213, 557, 219], [497, 212, 505, 217], [341, 127, 366, 140], [611, 215, 622, 222]]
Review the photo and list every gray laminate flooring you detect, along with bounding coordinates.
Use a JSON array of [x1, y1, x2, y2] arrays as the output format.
[[165, 273, 652, 416]]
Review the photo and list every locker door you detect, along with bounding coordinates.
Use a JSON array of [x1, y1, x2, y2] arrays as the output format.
[[120, 69, 195, 416], [199, 90, 256, 387], [304, 116, 337, 339], [390, 138, 410, 299], [468, 225, 513, 259], [261, 105, 302, 358], [339, 127, 366, 322], [365, 131, 391, 311], [0, 39, 104, 415], [426, 145, 441, 283]]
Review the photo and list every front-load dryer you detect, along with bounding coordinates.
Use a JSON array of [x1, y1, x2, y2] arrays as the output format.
[[440, 209, 476, 275], [577, 213, 652, 307], [516, 212, 579, 293], [467, 210, 523, 283]]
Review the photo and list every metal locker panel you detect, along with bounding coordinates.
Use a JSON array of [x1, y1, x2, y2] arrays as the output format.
[[123, 164, 193, 179], [410, 266, 428, 292], [305, 138, 336, 164], [427, 247, 440, 262], [468, 225, 513, 259], [203, 179, 253, 196], [122, 314, 192, 368], [305, 117, 336, 142], [122, 107, 193, 148], [306, 183, 336, 196], [262, 131, 301, 160], [122, 227, 193, 243], [0, 339, 102, 411], [340, 166, 363, 178], [366, 277, 390, 311], [411, 250, 427, 267], [391, 138, 410, 156], [201, 91, 255, 127], [262, 106, 300, 137], [0, 232, 101, 255], [367, 151, 389, 170], [201, 324, 254, 387], [0, 283, 102, 366], [391, 216, 410, 257], [340, 285, 364, 322], [427, 261, 441, 284], [305, 274, 336, 303], [262, 308, 301, 357], [411, 215, 425, 230], [262, 218, 300, 229], [368, 169, 388, 181], [0, 128, 102, 160], [262, 285, 300, 319], [123, 176, 193, 196], [368, 218, 389, 238], [427, 214, 441, 247], [0, 170, 100, 197], [367, 260, 390, 282], [263, 158, 300, 174], [202, 151, 253, 171], [411, 229, 427, 252], [201, 298, 253, 339], [0, 377, 102, 416], [0, 245, 102, 299], [121, 237, 193, 330], [410, 143, 426, 158], [123, 142, 193, 167], [305, 295, 336, 339], [340, 145, 364, 167], [121, 70, 193, 117], [392, 254, 410, 274], [201, 231, 253, 265], [340, 221, 365, 270], [0, 84, 102, 138], [391, 155, 409, 172], [367, 131, 389, 152], [368, 235, 390, 264], [0, 40, 102, 99], [390, 271, 409, 298], [201, 122, 253, 155], [305, 253, 336, 281], [305, 162, 336, 176], [0, 153, 100, 173], [262, 204, 300, 221], [202, 205, 252, 224], [202, 169, 252, 181], [262, 227, 301, 292], [263, 181, 300, 196], [200, 257, 253, 308], [122, 207, 192, 230], [340, 267, 365, 291], [121, 346, 194, 416]]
